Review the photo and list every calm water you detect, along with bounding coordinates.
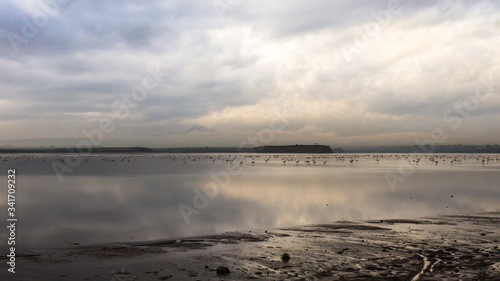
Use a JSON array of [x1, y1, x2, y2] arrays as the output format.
[[0, 153, 499, 252]]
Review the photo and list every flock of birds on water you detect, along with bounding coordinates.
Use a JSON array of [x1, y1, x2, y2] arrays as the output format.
[[1, 153, 499, 167]]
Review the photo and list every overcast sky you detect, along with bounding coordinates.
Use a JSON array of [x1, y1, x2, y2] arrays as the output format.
[[1, 0, 499, 147]]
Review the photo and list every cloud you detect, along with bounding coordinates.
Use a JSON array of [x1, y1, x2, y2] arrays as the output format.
[[0, 0, 499, 146], [184, 125, 214, 134], [167, 125, 215, 135]]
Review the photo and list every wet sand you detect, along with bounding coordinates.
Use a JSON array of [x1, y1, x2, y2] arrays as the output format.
[[5, 212, 500, 280]]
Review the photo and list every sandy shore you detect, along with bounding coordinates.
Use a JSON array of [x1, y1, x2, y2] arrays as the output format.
[[4, 212, 500, 280]]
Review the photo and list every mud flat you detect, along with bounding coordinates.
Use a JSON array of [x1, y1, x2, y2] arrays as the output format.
[[4, 212, 500, 280]]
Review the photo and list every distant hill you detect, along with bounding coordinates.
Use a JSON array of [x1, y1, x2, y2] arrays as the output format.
[[253, 145, 333, 153]]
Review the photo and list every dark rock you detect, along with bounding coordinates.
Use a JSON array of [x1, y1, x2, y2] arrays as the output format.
[[216, 266, 230, 275], [282, 253, 291, 262]]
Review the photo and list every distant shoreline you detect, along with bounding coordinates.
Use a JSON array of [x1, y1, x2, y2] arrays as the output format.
[[0, 146, 333, 154], [1, 144, 500, 154]]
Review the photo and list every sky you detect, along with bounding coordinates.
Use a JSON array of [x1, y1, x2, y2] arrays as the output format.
[[0, 0, 499, 148]]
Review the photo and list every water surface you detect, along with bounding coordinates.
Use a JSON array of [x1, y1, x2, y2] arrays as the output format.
[[0, 153, 499, 252]]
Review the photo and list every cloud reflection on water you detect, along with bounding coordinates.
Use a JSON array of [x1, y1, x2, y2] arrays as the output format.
[[0, 154, 499, 251]]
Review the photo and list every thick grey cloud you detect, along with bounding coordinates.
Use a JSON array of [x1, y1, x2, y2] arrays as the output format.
[[0, 0, 499, 146]]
